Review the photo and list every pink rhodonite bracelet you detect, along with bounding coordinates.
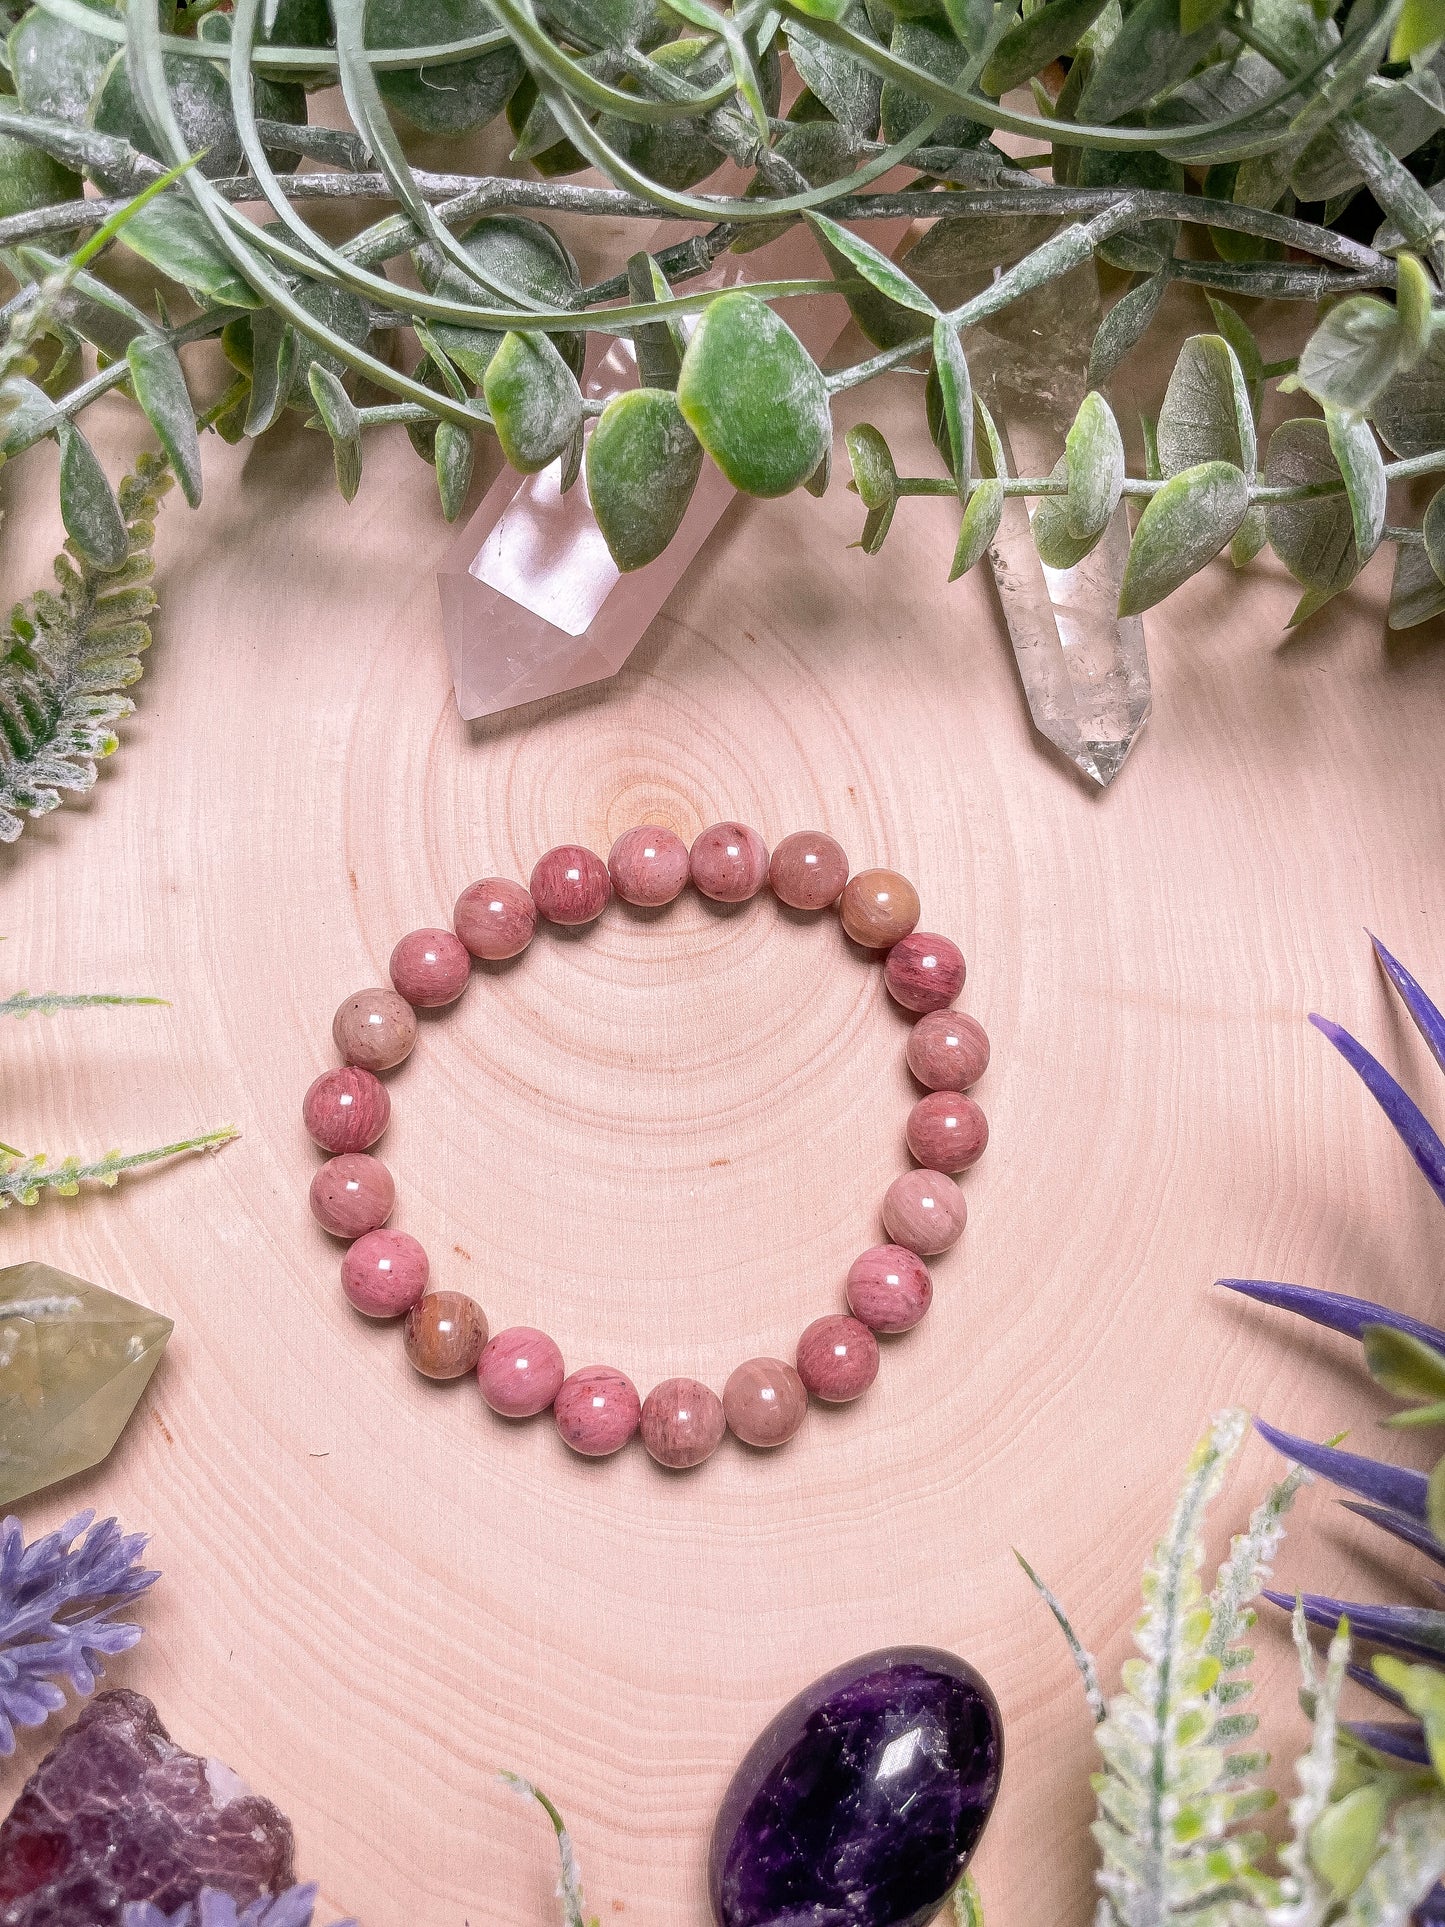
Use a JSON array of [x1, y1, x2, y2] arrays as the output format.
[[301, 826, 990, 1471]]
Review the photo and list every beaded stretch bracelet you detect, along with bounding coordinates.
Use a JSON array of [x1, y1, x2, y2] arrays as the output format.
[[302, 826, 990, 1471]]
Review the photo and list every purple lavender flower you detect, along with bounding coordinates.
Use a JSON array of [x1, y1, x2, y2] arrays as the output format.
[[121, 1885, 357, 1927]]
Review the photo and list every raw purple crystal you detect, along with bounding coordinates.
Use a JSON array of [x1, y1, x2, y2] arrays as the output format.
[[0, 1689, 295, 1926], [710, 1647, 1003, 1927]]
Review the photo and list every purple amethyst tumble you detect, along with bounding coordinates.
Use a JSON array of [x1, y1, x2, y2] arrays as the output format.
[[709, 1648, 1003, 1927]]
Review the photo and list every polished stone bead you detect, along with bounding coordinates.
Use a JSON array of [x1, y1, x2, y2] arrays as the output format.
[[553, 1365, 640, 1456], [882, 1169, 967, 1256], [906, 1092, 988, 1174], [709, 1647, 1003, 1927], [906, 1011, 990, 1092], [768, 831, 848, 911], [641, 1376, 726, 1469], [840, 869, 921, 949], [340, 1228, 428, 1318], [0, 1263, 172, 1506], [531, 844, 611, 925], [846, 1244, 933, 1333], [608, 826, 691, 907], [309, 1152, 394, 1239], [478, 1326, 566, 1417], [885, 933, 966, 1013], [404, 1290, 488, 1379], [723, 1357, 808, 1449], [302, 1065, 389, 1153], [0, 1688, 297, 1927], [332, 986, 417, 1071], [691, 822, 769, 903], [454, 877, 538, 960], [796, 1314, 879, 1402], [390, 927, 471, 1008]]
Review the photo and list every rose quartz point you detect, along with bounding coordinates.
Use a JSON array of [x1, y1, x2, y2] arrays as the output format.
[[553, 1365, 641, 1456], [332, 987, 417, 1072], [303, 1066, 390, 1154], [404, 1290, 489, 1379], [477, 1326, 566, 1417], [531, 845, 611, 926], [882, 1168, 968, 1256], [341, 1228, 429, 1318], [768, 831, 849, 911], [640, 1376, 726, 1469], [906, 1011, 990, 1091], [690, 822, 769, 903], [846, 1244, 933, 1333], [839, 869, 921, 949], [390, 928, 471, 1008], [607, 826, 691, 907], [454, 878, 538, 961], [796, 1314, 880, 1402], [309, 1153, 395, 1239], [906, 1091, 988, 1173], [723, 1357, 808, 1448], [885, 933, 966, 1013]]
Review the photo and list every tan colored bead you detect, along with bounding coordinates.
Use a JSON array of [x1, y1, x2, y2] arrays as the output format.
[[403, 1290, 488, 1379], [839, 869, 921, 949], [332, 988, 417, 1072], [882, 1168, 967, 1256], [723, 1358, 807, 1449], [640, 1377, 726, 1469]]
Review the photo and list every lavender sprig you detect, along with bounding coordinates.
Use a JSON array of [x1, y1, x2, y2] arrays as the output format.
[[122, 1886, 357, 1927], [0, 1511, 157, 1754]]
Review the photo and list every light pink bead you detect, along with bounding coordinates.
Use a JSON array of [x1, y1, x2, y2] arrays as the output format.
[[340, 1228, 429, 1318], [882, 1168, 968, 1256], [640, 1377, 726, 1469], [553, 1366, 641, 1456], [454, 878, 537, 961], [531, 845, 611, 926], [309, 1153, 395, 1239], [690, 822, 769, 903], [724, 1358, 808, 1447], [332, 987, 417, 1071], [768, 831, 849, 911], [607, 826, 690, 907], [390, 928, 470, 1008], [796, 1314, 879, 1402], [477, 1326, 566, 1417], [303, 1066, 390, 1154], [906, 1091, 988, 1173], [907, 1011, 990, 1091], [846, 1244, 933, 1333], [885, 933, 966, 1013]]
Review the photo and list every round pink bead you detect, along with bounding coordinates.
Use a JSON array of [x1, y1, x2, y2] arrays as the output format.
[[477, 1326, 566, 1417], [309, 1152, 395, 1239], [303, 1066, 390, 1154], [885, 933, 966, 1013], [882, 1168, 968, 1256], [332, 987, 417, 1072], [796, 1314, 879, 1403], [906, 1091, 988, 1173], [390, 928, 470, 1008], [531, 845, 611, 926], [690, 822, 769, 903], [553, 1366, 641, 1456], [340, 1228, 428, 1318], [723, 1357, 808, 1448], [846, 1244, 933, 1333], [640, 1377, 726, 1469], [454, 878, 537, 961], [906, 1011, 990, 1091], [607, 826, 690, 907], [768, 831, 849, 911]]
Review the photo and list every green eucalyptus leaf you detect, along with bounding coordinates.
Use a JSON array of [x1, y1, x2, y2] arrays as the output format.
[[586, 387, 703, 571], [365, 0, 522, 133], [126, 333, 202, 508], [880, 17, 987, 147], [483, 330, 584, 474], [1158, 334, 1256, 480], [1231, 505, 1268, 567], [1361, 1323, 1445, 1403], [810, 211, 938, 317], [1372, 329, 1445, 456], [931, 315, 971, 493], [1389, 534, 1445, 627], [421, 213, 584, 383], [91, 48, 243, 184], [1077, 0, 1223, 124], [1034, 460, 1106, 569], [1309, 1785, 1389, 1902], [1324, 404, 1386, 562], [677, 291, 831, 498], [1296, 295, 1404, 415], [16, 248, 147, 360], [1396, 252, 1436, 367], [118, 199, 261, 312], [0, 376, 53, 458], [975, 395, 1007, 479], [980, 0, 1112, 95], [434, 420, 474, 522], [243, 308, 290, 437], [1118, 461, 1249, 615], [56, 420, 128, 571], [0, 134, 80, 221], [1393, 0, 1445, 57], [1206, 297, 1265, 395], [1292, 72, 1445, 202], [627, 252, 685, 391], [9, 2, 112, 124], [597, 37, 726, 189], [950, 477, 1003, 578], [1089, 265, 1171, 386], [1065, 389, 1124, 541], [844, 422, 897, 511], [1264, 417, 1359, 612], [1424, 483, 1445, 583], [785, 18, 882, 135], [1077, 148, 1185, 273], [308, 364, 362, 503]]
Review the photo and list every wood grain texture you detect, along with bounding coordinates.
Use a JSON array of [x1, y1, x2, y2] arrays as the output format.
[[1, 269, 1444, 1927]]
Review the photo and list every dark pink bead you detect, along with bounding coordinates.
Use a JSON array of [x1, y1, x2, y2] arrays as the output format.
[[690, 822, 769, 903], [530, 845, 611, 926], [309, 1153, 395, 1239], [303, 1066, 390, 1154], [906, 1011, 990, 1091], [340, 1228, 428, 1318], [553, 1366, 641, 1456], [454, 878, 537, 961], [607, 826, 690, 907], [796, 1315, 879, 1403], [906, 1092, 988, 1173], [846, 1244, 933, 1333], [477, 1326, 566, 1417], [885, 933, 966, 1013], [768, 831, 849, 911], [390, 928, 470, 1008]]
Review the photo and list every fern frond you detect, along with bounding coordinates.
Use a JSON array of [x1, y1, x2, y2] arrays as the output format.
[[0, 991, 166, 1016], [1269, 1609, 1351, 1927], [1207, 1464, 1310, 1755], [1017, 1548, 1106, 1723], [0, 1127, 237, 1206], [500, 1772, 598, 1927], [0, 451, 170, 843]]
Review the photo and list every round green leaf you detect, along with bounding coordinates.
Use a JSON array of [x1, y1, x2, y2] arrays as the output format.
[[1033, 459, 1106, 570], [677, 292, 831, 499], [91, 49, 242, 184], [1372, 329, 1445, 457], [1157, 334, 1256, 479], [950, 479, 1003, 579], [435, 421, 475, 522], [1065, 389, 1124, 540], [421, 214, 584, 380], [1390, 532, 1445, 628], [9, 4, 112, 124], [483, 330, 584, 474], [56, 421, 129, 571], [844, 422, 897, 511], [118, 199, 261, 312], [586, 387, 703, 572], [1118, 461, 1249, 616], [1297, 296, 1404, 416], [597, 39, 725, 190], [1263, 418, 1360, 599], [1309, 1785, 1389, 1901], [880, 18, 987, 147], [0, 133, 79, 222], [365, 0, 521, 133]]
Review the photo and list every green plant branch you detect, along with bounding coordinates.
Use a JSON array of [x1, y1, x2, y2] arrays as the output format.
[[0, 1126, 239, 1207], [0, 992, 166, 1016]]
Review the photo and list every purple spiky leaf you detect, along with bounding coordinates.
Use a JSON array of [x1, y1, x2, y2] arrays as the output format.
[[1344, 1717, 1432, 1764], [1348, 1661, 1407, 1707], [1310, 1013, 1445, 1211], [1219, 1279, 1445, 1353], [1371, 936, 1445, 1078], [1254, 1420, 1429, 1519], [1340, 1501, 1445, 1569], [1264, 1590, 1445, 1664]]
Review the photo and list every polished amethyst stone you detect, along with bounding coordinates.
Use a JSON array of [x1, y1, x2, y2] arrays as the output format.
[[710, 1647, 1003, 1927]]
